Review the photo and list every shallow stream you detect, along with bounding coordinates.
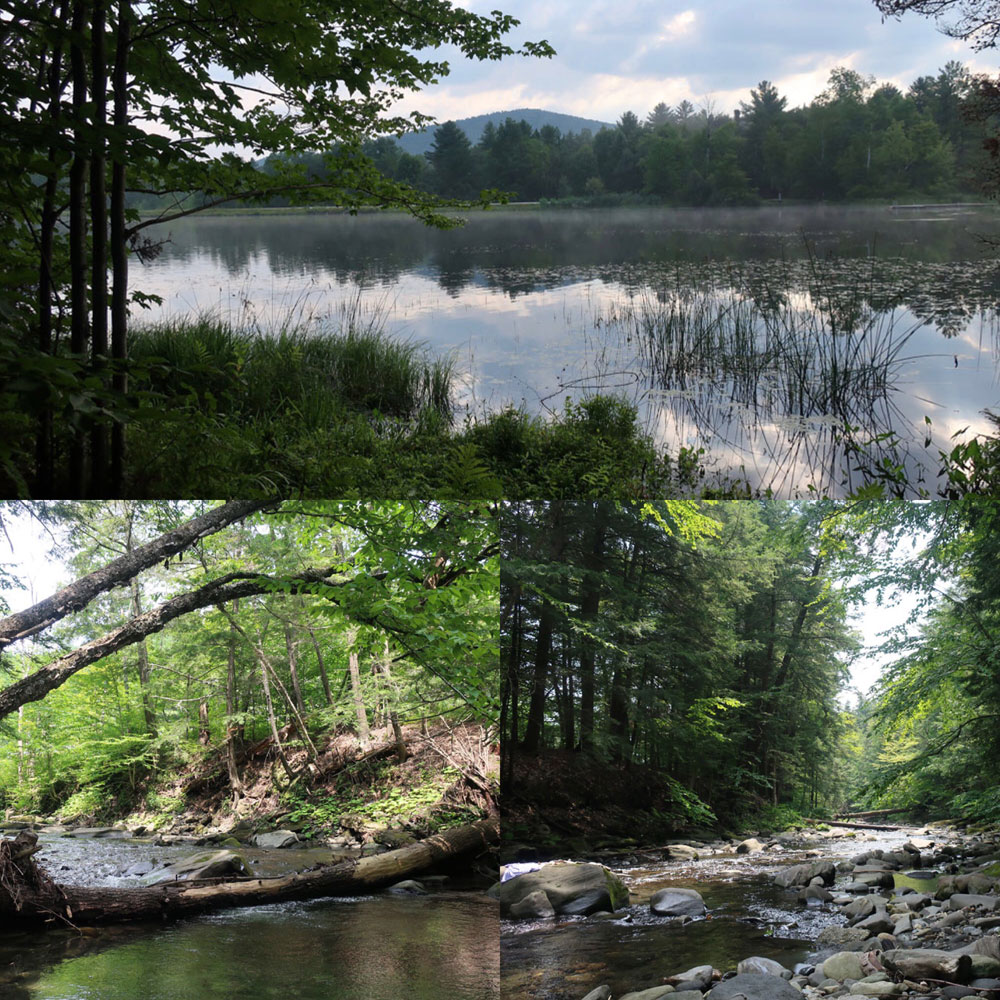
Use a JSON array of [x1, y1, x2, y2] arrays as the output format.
[[500, 827, 936, 1000], [1, 833, 498, 1000]]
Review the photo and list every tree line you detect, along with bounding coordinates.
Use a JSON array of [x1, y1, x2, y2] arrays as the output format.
[[501, 500, 1000, 839], [501, 501, 857, 831], [255, 63, 992, 207]]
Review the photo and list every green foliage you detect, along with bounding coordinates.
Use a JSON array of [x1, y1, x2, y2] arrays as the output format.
[[754, 803, 808, 832]]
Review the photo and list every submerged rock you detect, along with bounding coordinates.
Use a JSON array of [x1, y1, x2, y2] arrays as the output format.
[[509, 890, 555, 919]]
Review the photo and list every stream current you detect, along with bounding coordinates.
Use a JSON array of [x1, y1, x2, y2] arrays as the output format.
[[1, 832, 499, 1000], [501, 827, 936, 1000]]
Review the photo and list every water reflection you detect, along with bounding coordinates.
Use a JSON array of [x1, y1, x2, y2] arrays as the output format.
[[6, 895, 497, 1000], [133, 206, 1000, 495]]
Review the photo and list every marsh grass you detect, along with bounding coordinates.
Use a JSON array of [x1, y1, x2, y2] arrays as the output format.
[[130, 312, 454, 425]]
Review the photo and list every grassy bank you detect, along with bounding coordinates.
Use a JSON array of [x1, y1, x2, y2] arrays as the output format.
[[97, 317, 702, 497]]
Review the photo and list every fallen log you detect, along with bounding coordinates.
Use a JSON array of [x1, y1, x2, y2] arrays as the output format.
[[809, 819, 910, 832], [0, 817, 497, 929], [834, 808, 913, 820]]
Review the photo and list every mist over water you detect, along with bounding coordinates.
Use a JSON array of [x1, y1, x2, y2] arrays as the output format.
[[134, 205, 1000, 495]]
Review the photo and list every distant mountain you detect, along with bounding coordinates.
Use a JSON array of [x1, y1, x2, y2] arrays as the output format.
[[395, 108, 614, 156]]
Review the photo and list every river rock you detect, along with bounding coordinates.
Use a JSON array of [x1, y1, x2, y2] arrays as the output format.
[[619, 988, 676, 1000], [844, 896, 885, 921], [62, 826, 123, 838], [500, 862, 630, 917], [252, 830, 300, 849], [881, 948, 973, 983], [386, 880, 428, 895], [665, 964, 714, 990], [847, 981, 903, 996], [937, 874, 997, 898], [822, 951, 867, 980], [737, 838, 765, 854], [140, 849, 254, 885], [855, 913, 896, 934], [509, 890, 554, 919], [580, 988, 612, 1000], [737, 956, 788, 976], [650, 887, 706, 917], [947, 894, 1000, 911], [817, 925, 872, 948], [666, 844, 700, 860], [705, 973, 801, 999], [774, 860, 835, 888]]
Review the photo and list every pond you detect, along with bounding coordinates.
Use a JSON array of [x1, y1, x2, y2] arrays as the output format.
[[132, 205, 1000, 495], [0, 834, 498, 1000]]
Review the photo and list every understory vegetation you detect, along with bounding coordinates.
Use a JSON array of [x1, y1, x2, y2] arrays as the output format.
[[0, 501, 499, 839], [501, 500, 1000, 852]]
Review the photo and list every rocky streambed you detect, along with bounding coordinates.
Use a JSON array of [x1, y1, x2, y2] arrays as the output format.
[[500, 825, 1000, 1000]]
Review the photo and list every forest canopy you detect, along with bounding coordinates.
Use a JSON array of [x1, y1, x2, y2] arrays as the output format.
[[0, 500, 498, 821], [501, 500, 1000, 848]]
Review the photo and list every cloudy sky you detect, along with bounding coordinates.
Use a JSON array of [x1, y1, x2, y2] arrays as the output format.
[[395, 0, 996, 125]]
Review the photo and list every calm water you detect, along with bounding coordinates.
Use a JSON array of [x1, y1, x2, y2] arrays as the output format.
[[133, 206, 1000, 495], [0, 836, 498, 1000]]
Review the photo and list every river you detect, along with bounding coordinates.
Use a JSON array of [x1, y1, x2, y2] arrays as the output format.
[[131, 205, 1000, 495], [0, 833, 498, 1000], [500, 827, 937, 1000]]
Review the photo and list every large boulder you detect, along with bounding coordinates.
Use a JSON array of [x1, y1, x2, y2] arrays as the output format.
[[881, 948, 973, 984], [509, 890, 555, 919], [774, 860, 836, 888], [736, 838, 765, 854], [817, 925, 872, 949], [705, 973, 801, 1000], [500, 862, 629, 918], [650, 887, 706, 917], [947, 894, 1000, 911], [140, 849, 254, 885], [252, 830, 300, 849]]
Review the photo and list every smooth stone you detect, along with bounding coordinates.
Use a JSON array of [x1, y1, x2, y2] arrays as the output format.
[[666, 844, 700, 860], [948, 894, 1000, 911], [737, 838, 765, 854], [500, 862, 630, 917], [856, 913, 896, 934], [817, 926, 872, 948], [581, 989, 612, 1000], [737, 956, 789, 976], [666, 965, 714, 990], [846, 983, 902, 996], [252, 830, 300, 849], [774, 861, 836, 888], [822, 951, 866, 981], [139, 849, 253, 885], [705, 973, 801, 999], [650, 887, 706, 917], [619, 988, 676, 1000]]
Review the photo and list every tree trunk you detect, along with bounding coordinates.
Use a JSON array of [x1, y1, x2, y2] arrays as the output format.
[[35, 0, 69, 496], [283, 623, 306, 715], [68, 0, 90, 495], [0, 819, 498, 928], [109, 0, 130, 493], [520, 596, 554, 754], [89, 0, 108, 491], [577, 505, 609, 752], [198, 700, 210, 745], [0, 499, 271, 652], [390, 711, 408, 763], [225, 599, 244, 804], [348, 641, 369, 748]]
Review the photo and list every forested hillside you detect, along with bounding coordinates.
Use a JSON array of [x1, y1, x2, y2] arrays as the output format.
[[245, 63, 991, 208], [501, 501, 1000, 854], [0, 501, 499, 842]]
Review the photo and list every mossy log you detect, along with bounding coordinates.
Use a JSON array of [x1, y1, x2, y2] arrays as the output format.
[[0, 817, 497, 929]]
